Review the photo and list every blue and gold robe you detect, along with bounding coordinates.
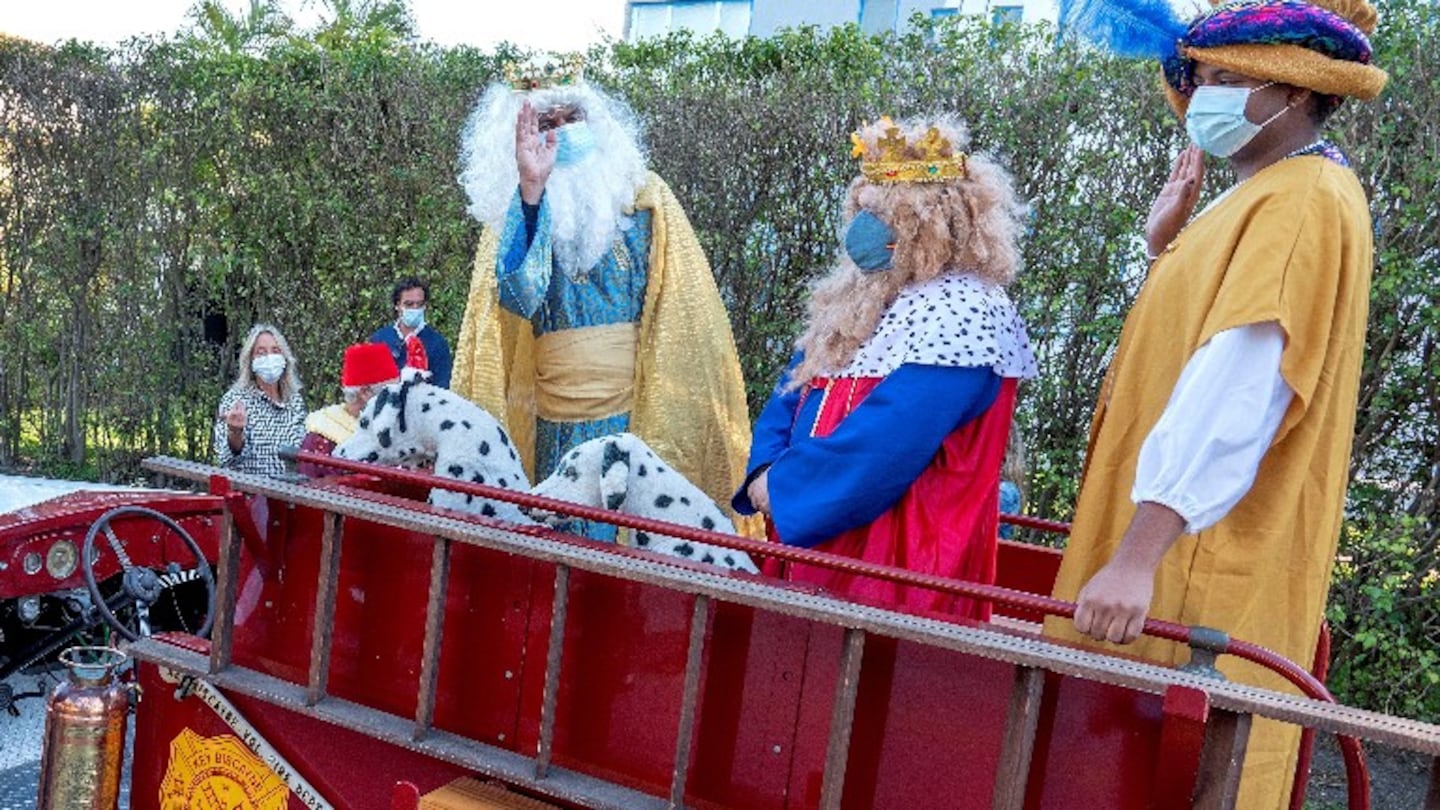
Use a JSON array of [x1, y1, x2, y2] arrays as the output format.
[[453, 173, 754, 541]]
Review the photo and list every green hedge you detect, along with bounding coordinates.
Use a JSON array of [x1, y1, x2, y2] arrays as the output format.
[[1, 4, 1435, 718]]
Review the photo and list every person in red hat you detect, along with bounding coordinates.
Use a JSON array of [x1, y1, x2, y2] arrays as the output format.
[[297, 343, 400, 477]]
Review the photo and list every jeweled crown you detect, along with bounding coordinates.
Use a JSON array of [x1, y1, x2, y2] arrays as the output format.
[[503, 55, 585, 91], [852, 117, 968, 184]]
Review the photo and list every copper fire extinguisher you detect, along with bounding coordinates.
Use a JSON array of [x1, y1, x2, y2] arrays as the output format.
[[36, 646, 132, 810]]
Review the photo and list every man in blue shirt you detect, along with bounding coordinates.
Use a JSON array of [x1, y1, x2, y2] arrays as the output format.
[[370, 275, 452, 389]]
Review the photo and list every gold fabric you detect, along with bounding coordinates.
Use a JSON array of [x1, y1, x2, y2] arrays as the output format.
[[453, 172, 757, 534], [1164, 42, 1389, 115], [533, 322, 638, 422], [303, 404, 358, 446], [1047, 157, 1374, 809]]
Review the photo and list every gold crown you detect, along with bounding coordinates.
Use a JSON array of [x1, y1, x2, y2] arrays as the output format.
[[852, 117, 967, 184], [503, 55, 585, 91]]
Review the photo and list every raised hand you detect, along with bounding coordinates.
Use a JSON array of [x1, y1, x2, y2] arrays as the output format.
[[223, 400, 247, 452], [224, 400, 247, 432], [515, 100, 557, 205], [1145, 146, 1205, 260]]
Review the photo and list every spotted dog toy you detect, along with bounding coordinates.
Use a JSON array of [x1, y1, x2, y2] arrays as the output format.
[[334, 379, 532, 524], [530, 433, 759, 573]]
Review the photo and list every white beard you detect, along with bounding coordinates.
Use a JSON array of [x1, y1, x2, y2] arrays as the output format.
[[543, 152, 645, 279], [457, 82, 651, 278]]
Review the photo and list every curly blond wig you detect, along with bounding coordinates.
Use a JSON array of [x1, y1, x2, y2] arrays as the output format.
[[788, 115, 1026, 388]]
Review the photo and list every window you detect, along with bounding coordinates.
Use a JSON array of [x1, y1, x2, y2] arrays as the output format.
[[926, 5, 960, 43], [991, 5, 1024, 25], [627, 1, 750, 40]]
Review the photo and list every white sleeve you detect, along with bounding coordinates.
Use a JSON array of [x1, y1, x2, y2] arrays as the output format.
[[1131, 322, 1293, 533]]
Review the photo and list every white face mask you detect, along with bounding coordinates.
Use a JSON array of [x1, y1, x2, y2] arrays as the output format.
[[1185, 82, 1288, 158], [400, 307, 425, 329], [251, 354, 286, 385]]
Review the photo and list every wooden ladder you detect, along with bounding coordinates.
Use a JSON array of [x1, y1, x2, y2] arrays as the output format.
[[131, 457, 1440, 810]]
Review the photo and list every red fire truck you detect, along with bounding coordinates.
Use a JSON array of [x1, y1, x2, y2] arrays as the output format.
[[4, 453, 1438, 809]]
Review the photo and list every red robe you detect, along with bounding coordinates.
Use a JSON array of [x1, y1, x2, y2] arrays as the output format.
[[769, 376, 1017, 620]]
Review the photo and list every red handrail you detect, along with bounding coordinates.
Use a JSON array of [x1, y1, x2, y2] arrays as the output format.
[[282, 450, 1369, 808], [1000, 512, 1074, 534]]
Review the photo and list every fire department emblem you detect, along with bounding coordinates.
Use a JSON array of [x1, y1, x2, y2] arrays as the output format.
[[160, 729, 290, 809]]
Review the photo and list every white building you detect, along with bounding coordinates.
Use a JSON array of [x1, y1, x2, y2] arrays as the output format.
[[625, 0, 1058, 41]]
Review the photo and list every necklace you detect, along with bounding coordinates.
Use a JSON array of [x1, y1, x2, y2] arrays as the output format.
[[1284, 139, 1349, 167]]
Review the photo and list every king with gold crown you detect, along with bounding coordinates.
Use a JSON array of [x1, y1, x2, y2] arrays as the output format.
[[733, 115, 1036, 618], [452, 57, 754, 541]]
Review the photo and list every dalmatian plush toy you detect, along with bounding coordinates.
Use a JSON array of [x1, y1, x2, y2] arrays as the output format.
[[530, 433, 759, 574], [334, 378, 533, 525]]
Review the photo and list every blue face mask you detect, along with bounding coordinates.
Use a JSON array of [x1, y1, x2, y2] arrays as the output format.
[[400, 307, 425, 329], [554, 122, 597, 167], [251, 354, 286, 385], [1185, 82, 1287, 158], [843, 210, 896, 273]]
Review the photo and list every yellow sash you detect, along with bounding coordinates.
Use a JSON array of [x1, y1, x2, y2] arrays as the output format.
[[452, 173, 758, 540], [533, 323, 638, 422]]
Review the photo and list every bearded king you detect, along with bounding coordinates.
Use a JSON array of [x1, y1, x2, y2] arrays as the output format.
[[452, 61, 753, 541]]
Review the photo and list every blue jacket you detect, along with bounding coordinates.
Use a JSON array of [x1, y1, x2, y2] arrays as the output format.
[[369, 323, 453, 389]]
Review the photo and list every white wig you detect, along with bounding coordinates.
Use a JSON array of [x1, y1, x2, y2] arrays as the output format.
[[457, 82, 650, 277]]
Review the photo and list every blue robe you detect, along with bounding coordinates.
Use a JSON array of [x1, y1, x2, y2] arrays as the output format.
[[497, 190, 652, 540]]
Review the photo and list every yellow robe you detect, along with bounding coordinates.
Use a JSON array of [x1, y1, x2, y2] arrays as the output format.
[[451, 172, 755, 527], [1047, 156, 1373, 809]]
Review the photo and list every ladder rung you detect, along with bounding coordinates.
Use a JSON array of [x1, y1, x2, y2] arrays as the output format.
[[414, 536, 452, 740], [307, 511, 345, 706], [1192, 708, 1252, 808], [1425, 755, 1438, 810], [819, 627, 866, 810], [535, 564, 571, 779], [669, 594, 711, 807], [208, 501, 243, 675], [992, 665, 1046, 810]]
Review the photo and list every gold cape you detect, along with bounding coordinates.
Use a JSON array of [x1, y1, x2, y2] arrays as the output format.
[[452, 172, 755, 527], [1046, 156, 1374, 810]]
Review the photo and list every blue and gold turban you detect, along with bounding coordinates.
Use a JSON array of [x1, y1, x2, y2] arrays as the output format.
[[1060, 0, 1388, 114]]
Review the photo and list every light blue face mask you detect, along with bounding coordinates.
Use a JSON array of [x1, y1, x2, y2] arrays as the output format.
[[843, 210, 897, 273], [1185, 82, 1288, 158], [251, 354, 286, 385], [400, 307, 425, 329], [554, 122, 597, 167]]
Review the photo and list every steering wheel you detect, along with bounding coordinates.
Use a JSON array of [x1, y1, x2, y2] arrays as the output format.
[[82, 505, 216, 642]]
